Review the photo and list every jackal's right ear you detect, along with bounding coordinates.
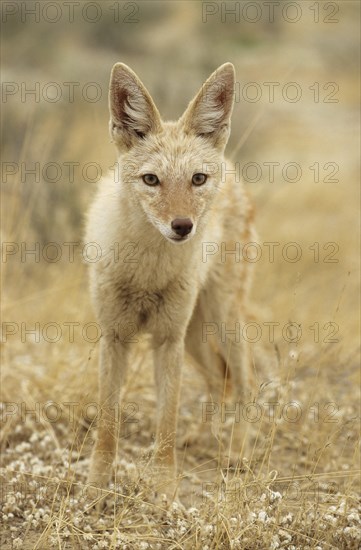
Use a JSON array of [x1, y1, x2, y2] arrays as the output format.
[[180, 63, 235, 150], [109, 63, 162, 150]]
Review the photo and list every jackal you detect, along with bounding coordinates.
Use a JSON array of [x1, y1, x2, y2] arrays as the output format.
[[85, 62, 255, 499]]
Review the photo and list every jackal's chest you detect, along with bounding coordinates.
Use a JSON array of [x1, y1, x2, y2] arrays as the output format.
[[111, 273, 193, 332], [115, 284, 164, 325], [94, 241, 203, 334]]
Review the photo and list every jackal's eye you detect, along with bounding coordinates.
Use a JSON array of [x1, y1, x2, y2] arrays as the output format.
[[142, 174, 160, 186], [192, 173, 207, 186]]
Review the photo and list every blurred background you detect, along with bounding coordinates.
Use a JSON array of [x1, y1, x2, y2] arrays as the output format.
[[1, 0, 360, 532], [2, 0, 359, 364]]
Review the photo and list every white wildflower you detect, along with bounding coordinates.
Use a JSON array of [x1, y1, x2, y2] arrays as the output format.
[[269, 490, 282, 503], [344, 526, 361, 540], [258, 510, 268, 523], [279, 529, 292, 542], [281, 513, 293, 524], [270, 534, 279, 549], [337, 500, 346, 513], [347, 512, 360, 522], [323, 513, 337, 525], [171, 501, 180, 512]]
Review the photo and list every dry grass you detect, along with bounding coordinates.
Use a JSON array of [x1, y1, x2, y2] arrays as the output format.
[[1, 2, 360, 549]]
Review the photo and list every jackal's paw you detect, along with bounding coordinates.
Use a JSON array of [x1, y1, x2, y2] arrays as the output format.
[[151, 462, 180, 504], [220, 436, 251, 471], [84, 480, 110, 512], [155, 491, 186, 513], [153, 475, 185, 511], [86, 456, 114, 509]]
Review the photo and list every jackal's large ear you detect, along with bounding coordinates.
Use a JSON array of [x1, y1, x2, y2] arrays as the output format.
[[109, 63, 162, 150], [180, 63, 235, 150]]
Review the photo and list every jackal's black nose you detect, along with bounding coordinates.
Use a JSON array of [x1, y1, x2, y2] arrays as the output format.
[[171, 218, 193, 237]]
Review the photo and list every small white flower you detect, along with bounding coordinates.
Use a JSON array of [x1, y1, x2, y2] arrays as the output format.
[[280, 512, 293, 524], [347, 512, 360, 522], [337, 500, 346, 513], [278, 529, 291, 542], [258, 510, 268, 523], [270, 535, 279, 550], [344, 526, 361, 540], [323, 513, 337, 525], [269, 490, 282, 502], [30, 432, 39, 443]]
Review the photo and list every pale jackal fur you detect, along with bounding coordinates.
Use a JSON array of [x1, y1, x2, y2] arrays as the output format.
[[85, 62, 256, 498]]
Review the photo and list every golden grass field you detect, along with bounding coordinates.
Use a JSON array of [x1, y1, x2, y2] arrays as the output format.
[[1, 1, 360, 548]]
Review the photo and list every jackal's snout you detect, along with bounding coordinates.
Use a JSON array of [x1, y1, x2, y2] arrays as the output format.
[[171, 218, 193, 238]]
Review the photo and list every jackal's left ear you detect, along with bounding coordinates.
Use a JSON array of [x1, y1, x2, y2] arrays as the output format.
[[109, 63, 162, 150], [180, 63, 235, 150]]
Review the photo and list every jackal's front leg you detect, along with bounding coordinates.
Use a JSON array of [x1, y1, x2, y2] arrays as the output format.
[[152, 339, 183, 499], [88, 339, 128, 493]]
